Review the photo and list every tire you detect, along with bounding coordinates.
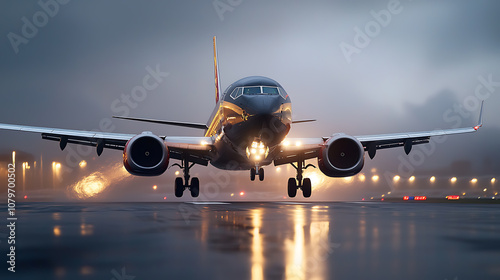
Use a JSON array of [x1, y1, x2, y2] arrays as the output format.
[[302, 178, 312, 198], [288, 178, 297, 198], [175, 177, 184, 198], [258, 168, 264, 181], [190, 177, 200, 198], [250, 168, 256, 181]]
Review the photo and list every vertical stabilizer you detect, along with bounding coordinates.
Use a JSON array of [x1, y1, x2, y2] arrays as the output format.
[[213, 36, 221, 104]]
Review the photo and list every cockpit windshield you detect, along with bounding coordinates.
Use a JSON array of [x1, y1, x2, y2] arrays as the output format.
[[230, 86, 287, 99]]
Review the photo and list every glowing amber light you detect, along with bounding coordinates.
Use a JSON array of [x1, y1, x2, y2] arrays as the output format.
[[153, 185, 157, 190], [430, 176, 436, 183], [53, 226, 61, 237], [393, 175, 400, 182], [409, 176, 415, 182], [492, 178, 496, 184], [372, 175, 379, 182], [175, 171, 180, 176], [240, 191, 245, 196], [450, 177, 457, 183], [344, 176, 353, 183], [470, 178, 478, 184], [79, 160, 87, 168], [359, 174, 366, 182]]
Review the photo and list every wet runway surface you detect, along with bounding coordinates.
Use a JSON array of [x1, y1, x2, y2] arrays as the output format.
[[2, 201, 500, 280]]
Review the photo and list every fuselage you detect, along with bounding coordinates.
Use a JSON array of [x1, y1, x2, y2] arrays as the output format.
[[205, 76, 292, 170]]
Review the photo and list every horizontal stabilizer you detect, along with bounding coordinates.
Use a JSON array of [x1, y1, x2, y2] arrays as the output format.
[[292, 119, 316, 124], [113, 116, 208, 130]]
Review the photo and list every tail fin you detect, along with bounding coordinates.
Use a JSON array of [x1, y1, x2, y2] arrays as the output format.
[[213, 36, 221, 104]]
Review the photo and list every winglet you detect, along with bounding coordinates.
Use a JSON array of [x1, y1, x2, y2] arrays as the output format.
[[213, 36, 221, 104], [473, 100, 484, 131]]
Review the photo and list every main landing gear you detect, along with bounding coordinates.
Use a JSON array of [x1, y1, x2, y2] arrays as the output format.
[[287, 160, 315, 198], [250, 167, 264, 181], [172, 156, 199, 198]]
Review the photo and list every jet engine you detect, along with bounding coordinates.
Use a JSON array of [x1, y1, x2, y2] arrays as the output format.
[[318, 133, 364, 177], [123, 132, 169, 176]]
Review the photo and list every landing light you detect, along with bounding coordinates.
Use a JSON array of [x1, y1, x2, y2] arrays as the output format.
[[492, 178, 496, 184], [246, 141, 268, 162], [430, 176, 436, 183], [450, 177, 457, 183], [409, 176, 415, 182], [470, 178, 477, 184]]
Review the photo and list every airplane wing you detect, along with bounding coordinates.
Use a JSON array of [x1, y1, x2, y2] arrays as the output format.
[[0, 123, 214, 165], [274, 101, 484, 165]]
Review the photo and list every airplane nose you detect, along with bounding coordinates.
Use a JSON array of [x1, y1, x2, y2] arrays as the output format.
[[243, 95, 282, 116]]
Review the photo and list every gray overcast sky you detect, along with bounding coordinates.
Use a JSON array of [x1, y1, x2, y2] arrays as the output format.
[[1, 0, 499, 200]]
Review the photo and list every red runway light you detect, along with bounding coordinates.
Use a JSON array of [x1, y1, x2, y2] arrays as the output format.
[[414, 196, 427, 201], [24, 195, 27, 199], [446, 195, 460, 200]]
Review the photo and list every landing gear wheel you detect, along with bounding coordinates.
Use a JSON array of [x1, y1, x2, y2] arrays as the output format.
[[250, 168, 256, 181], [302, 178, 312, 198], [190, 177, 199, 198], [288, 178, 297, 198], [258, 168, 264, 181], [175, 177, 184, 197]]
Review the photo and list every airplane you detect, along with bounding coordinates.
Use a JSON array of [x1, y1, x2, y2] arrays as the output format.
[[0, 37, 484, 198]]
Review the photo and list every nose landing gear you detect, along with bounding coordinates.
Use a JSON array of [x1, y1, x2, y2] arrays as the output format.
[[250, 167, 264, 181]]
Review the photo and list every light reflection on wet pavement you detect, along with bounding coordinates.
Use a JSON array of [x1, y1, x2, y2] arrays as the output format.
[[3, 202, 500, 279]]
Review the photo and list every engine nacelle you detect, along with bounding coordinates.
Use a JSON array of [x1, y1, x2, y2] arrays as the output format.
[[318, 133, 365, 177], [123, 132, 169, 176]]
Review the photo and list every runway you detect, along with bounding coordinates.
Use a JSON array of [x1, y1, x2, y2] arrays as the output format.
[[2, 201, 500, 279]]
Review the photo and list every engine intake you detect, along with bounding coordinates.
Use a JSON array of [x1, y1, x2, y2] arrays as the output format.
[[318, 133, 364, 177], [123, 132, 169, 176]]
